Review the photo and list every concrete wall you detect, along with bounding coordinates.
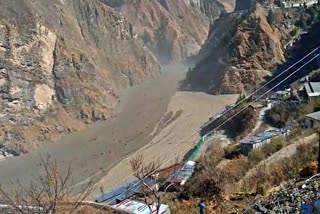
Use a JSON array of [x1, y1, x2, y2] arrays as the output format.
[[305, 118, 320, 128], [241, 139, 271, 155]]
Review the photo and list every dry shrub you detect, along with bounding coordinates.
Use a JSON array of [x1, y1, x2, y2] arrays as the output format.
[[299, 161, 318, 178], [224, 143, 241, 159], [268, 106, 300, 127], [170, 198, 220, 214], [261, 138, 285, 156], [268, 100, 320, 128], [243, 142, 319, 193], [256, 183, 268, 196], [220, 156, 250, 184], [268, 157, 299, 185], [208, 104, 258, 139], [296, 143, 318, 166], [180, 143, 226, 199], [200, 143, 225, 169], [248, 138, 286, 164], [248, 149, 267, 164], [0, 156, 93, 214]]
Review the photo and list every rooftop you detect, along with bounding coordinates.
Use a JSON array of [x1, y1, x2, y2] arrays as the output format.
[[95, 178, 156, 205], [112, 199, 169, 214], [168, 161, 195, 184], [306, 111, 320, 121], [275, 90, 290, 95], [304, 82, 320, 97], [240, 127, 291, 145]]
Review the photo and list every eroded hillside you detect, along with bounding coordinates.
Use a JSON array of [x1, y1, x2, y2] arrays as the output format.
[[0, 0, 161, 154], [182, 4, 297, 94], [105, 0, 231, 64]]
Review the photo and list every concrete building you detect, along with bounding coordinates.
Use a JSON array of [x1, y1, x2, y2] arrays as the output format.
[[240, 127, 291, 155], [273, 89, 291, 100], [240, 132, 273, 155], [112, 199, 170, 214], [305, 111, 320, 128], [165, 161, 196, 191], [95, 178, 157, 205], [303, 82, 320, 101], [280, 0, 318, 8]]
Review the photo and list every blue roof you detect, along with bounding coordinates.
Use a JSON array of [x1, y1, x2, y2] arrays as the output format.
[[240, 127, 291, 145], [169, 161, 195, 182], [95, 180, 141, 205], [96, 178, 156, 205]]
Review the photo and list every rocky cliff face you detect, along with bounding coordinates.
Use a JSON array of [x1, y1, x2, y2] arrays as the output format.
[[0, 0, 161, 154], [105, 0, 230, 64], [182, 4, 291, 94]]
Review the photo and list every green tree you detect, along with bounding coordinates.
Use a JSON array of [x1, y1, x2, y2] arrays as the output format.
[[296, 18, 307, 29], [267, 9, 276, 26], [290, 27, 300, 37]]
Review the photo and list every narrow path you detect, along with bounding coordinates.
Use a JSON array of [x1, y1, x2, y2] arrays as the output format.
[[248, 105, 271, 136], [194, 134, 230, 160]]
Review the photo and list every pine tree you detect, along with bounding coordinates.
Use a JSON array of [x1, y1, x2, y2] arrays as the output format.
[[267, 9, 276, 26]]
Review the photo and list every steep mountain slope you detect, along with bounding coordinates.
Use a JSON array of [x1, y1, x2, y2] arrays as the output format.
[[182, 4, 293, 94], [0, 0, 161, 153], [104, 0, 230, 64]]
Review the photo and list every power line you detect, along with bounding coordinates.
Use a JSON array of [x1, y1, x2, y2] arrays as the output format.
[[89, 143, 197, 214], [75, 48, 320, 213], [90, 46, 320, 197], [95, 52, 320, 210], [205, 53, 320, 136], [223, 46, 319, 109], [76, 46, 320, 197]]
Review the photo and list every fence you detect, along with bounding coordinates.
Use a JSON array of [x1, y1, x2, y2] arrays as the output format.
[[187, 128, 216, 160]]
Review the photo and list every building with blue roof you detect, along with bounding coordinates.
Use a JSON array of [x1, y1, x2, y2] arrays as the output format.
[[240, 127, 291, 155], [95, 178, 157, 205]]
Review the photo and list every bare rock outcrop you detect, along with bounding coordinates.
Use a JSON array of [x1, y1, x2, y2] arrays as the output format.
[[0, 0, 160, 153], [182, 4, 291, 94], [107, 0, 229, 64]]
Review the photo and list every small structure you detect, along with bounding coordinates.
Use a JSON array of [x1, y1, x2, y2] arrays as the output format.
[[153, 162, 184, 180], [112, 199, 170, 214], [95, 178, 157, 205], [273, 89, 291, 100], [240, 127, 291, 155], [240, 132, 273, 155], [165, 161, 196, 190], [303, 82, 320, 101], [305, 111, 320, 128], [280, 0, 318, 8]]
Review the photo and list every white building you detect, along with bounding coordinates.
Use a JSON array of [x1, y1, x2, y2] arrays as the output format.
[[280, 0, 318, 8], [240, 127, 291, 155], [274, 89, 291, 100], [112, 199, 170, 214], [303, 82, 320, 101], [305, 111, 320, 128]]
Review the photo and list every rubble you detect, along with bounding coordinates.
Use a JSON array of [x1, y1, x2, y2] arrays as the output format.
[[0, 144, 20, 157], [251, 176, 320, 213]]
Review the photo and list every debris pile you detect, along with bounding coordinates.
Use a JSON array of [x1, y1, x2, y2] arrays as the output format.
[[252, 176, 320, 213]]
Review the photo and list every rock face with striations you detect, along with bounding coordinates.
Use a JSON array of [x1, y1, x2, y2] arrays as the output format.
[[182, 4, 290, 94], [0, 0, 160, 153], [104, 0, 230, 64]]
